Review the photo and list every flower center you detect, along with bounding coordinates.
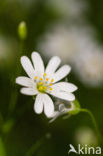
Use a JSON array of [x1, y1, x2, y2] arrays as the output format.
[[37, 82, 47, 93], [34, 73, 54, 93]]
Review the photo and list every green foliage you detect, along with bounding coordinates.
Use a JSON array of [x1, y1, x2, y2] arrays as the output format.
[[2, 119, 14, 133]]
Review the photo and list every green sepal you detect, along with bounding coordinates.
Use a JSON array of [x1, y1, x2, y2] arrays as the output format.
[[69, 99, 81, 115]]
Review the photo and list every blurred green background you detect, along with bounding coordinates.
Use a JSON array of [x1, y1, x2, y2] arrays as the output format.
[[0, 0, 103, 155]]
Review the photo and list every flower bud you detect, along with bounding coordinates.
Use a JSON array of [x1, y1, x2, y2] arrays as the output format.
[[18, 21, 27, 40]]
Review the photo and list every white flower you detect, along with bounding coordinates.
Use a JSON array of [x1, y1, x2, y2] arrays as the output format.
[[73, 47, 103, 87], [49, 101, 74, 122], [16, 52, 77, 117], [37, 25, 94, 63]]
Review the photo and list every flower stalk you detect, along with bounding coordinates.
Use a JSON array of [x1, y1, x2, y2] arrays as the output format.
[[79, 108, 102, 143], [67, 100, 102, 143], [8, 21, 27, 114]]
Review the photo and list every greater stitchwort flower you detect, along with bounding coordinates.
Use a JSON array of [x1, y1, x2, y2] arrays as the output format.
[[16, 52, 77, 117]]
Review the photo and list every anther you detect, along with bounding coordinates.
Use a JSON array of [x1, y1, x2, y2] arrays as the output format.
[[51, 79, 54, 83], [40, 77, 43, 81], [44, 73, 47, 77], [38, 86, 42, 90], [34, 76, 38, 80], [49, 88, 53, 91], [44, 86, 47, 90], [49, 83, 52, 86], [39, 82, 43, 85], [46, 78, 49, 81]]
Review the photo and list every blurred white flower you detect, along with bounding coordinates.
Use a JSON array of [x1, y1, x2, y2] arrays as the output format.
[[16, 52, 77, 117], [45, 0, 88, 20], [49, 101, 74, 122], [73, 46, 103, 87], [38, 25, 94, 63], [74, 127, 98, 146]]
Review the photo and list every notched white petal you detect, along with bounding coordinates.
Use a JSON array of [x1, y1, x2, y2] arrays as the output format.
[[52, 65, 71, 83], [49, 90, 75, 101], [34, 94, 43, 114], [31, 51, 44, 77], [45, 56, 61, 77], [20, 87, 38, 96], [21, 56, 35, 79], [52, 82, 78, 92], [43, 94, 54, 118]]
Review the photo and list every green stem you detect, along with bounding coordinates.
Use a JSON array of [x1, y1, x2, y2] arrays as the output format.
[[80, 108, 102, 143], [8, 40, 24, 114]]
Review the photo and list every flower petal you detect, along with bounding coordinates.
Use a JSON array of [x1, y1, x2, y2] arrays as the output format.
[[45, 56, 61, 78], [43, 94, 54, 118], [49, 111, 60, 123], [49, 89, 75, 101], [52, 65, 71, 83], [21, 56, 35, 79], [31, 52, 44, 77], [52, 82, 78, 92], [16, 76, 35, 88], [34, 94, 43, 114], [20, 87, 38, 96]]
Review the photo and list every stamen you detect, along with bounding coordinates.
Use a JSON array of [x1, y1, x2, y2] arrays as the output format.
[[49, 83, 52, 86], [44, 86, 47, 90], [40, 77, 43, 81], [34, 76, 38, 80], [49, 88, 53, 91], [38, 86, 42, 90], [51, 79, 54, 83], [46, 78, 49, 81], [44, 73, 47, 77], [37, 83, 47, 93], [39, 82, 43, 85]]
